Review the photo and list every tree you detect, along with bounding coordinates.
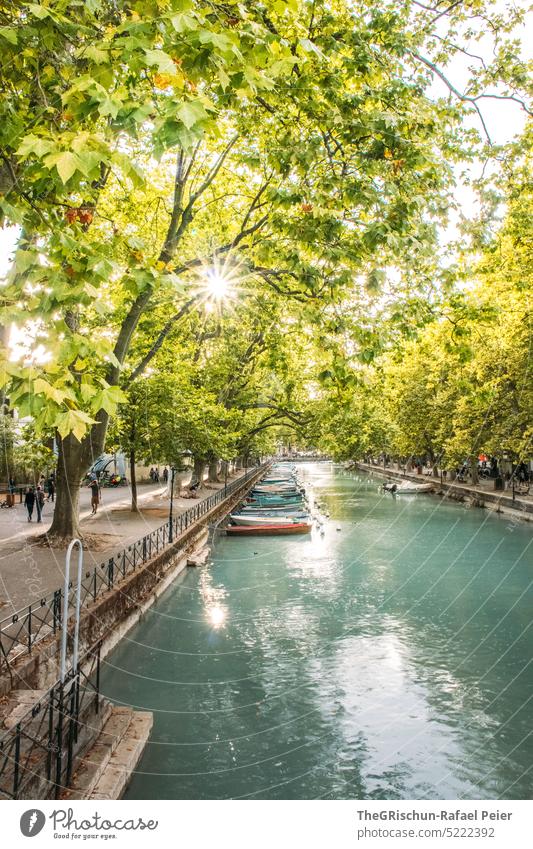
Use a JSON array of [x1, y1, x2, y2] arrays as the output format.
[[12, 422, 54, 483], [0, 1, 530, 540]]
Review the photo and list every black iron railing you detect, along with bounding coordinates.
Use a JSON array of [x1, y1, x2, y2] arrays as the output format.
[[0, 641, 102, 800], [0, 466, 265, 671]]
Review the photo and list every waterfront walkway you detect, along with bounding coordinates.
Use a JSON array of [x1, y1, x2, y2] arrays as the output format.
[[0, 472, 249, 612], [355, 462, 533, 518]]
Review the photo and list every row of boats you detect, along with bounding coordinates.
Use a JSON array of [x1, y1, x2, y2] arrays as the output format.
[[226, 463, 314, 536]]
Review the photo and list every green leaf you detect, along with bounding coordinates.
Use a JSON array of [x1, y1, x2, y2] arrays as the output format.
[[84, 44, 108, 64], [80, 382, 98, 402], [90, 384, 127, 415], [177, 100, 208, 129], [144, 49, 177, 76], [170, 13, 197, 33], [27, 3, 51, 19], [366, 268, 386, 294], [299, 38, 324, 58], [46, 151, 79, 184], [0, 27, 17, 44], [56, 409, 96, 442], [76, 150, 105, 178], [87, 256, 114, 278], [16, 135, 54, 159], [15, 250, 39, 273], [33, 378, 69, 406], [217, 67, 230, 90], [99, 97, 121, 119]]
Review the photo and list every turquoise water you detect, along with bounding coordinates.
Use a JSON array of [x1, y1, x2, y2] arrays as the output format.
[[100, 464, 533, 800]]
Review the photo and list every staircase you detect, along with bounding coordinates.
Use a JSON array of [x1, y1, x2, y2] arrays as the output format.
[[62, 706, 153, 800]]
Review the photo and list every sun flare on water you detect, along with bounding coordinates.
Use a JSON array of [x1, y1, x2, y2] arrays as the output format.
[[208, 605, 226, 628]]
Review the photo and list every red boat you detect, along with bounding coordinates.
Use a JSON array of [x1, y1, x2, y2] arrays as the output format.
[[226, 522, 311, 536]]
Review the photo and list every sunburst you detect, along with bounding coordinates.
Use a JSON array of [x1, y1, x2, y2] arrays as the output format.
[[193, 254, 244, 314]]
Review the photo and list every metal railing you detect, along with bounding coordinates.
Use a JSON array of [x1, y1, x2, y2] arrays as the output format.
[[0, 641, 102, 800], [0, 466, 265, 672]]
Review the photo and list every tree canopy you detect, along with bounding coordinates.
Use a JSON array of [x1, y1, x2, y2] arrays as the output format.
[[0, 0, 531, 537]]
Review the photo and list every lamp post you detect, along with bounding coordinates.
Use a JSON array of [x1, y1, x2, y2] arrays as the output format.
[[224, 461, 228, 497], [169, 465, 177, 543]]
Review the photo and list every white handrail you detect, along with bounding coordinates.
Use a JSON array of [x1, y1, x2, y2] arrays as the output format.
[[60, 538, 83, 683]]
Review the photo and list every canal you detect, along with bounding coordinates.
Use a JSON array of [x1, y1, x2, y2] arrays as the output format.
[[100, 463, 532, 800]]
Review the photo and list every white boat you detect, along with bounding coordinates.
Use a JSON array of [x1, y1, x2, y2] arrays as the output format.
[[253, 485, 302, 494], [229, 514, 311, 527], [384, 480, 433, 494], [240, 509, 309, 518]]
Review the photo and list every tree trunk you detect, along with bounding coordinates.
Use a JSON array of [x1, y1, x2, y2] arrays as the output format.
[[193, 458, 206, 489], [429, 451, 439, 477], [47, 412, 109, 542], [208, 458, 220, 483], [47, 433, 84, 540], [470, 457, 479, 485], [130, 447, 139, 512]]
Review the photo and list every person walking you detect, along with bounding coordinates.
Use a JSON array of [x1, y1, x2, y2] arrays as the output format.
[[24, 486, 35, 522], [163, 467, 168, 483], [35, 485, 45, 523], [88, 477, 100, 514], [47, 475, 55, 502]]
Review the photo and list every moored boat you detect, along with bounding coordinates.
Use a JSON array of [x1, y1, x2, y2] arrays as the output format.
[[383, 480, 433, 494], [259, 477, 296, 484], [249, 490, 304, 496], [246, 498, 306, 508], [241, 506, 309, 516], [229, 514, 310, 526], [250, 487, 303, 495], [252, 483, 302, 492], [226, 521, 312, 536]]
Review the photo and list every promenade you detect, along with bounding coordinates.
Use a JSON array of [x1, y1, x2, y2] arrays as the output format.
[[0, 473, 246, 613]]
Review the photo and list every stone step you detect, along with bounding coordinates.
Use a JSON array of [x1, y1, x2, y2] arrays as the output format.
[[91, 711, 153, 800], [1, 689, 49, 730], [62, 706, 134, 800]]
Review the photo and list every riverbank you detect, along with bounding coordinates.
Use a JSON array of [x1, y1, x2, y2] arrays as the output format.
[[354, 462, 533, 522], [0, 465, 267, 800], [0, 471, 252, 612]]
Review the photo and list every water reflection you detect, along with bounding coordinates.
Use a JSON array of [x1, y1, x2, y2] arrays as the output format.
[[100, 463, 533, 800]]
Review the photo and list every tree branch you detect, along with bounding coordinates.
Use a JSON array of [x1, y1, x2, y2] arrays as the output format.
[[125, 296, 198, 386], [171, 214, 269, 276], [427, 0, 464, 26], [411, 51, 493, 144]]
